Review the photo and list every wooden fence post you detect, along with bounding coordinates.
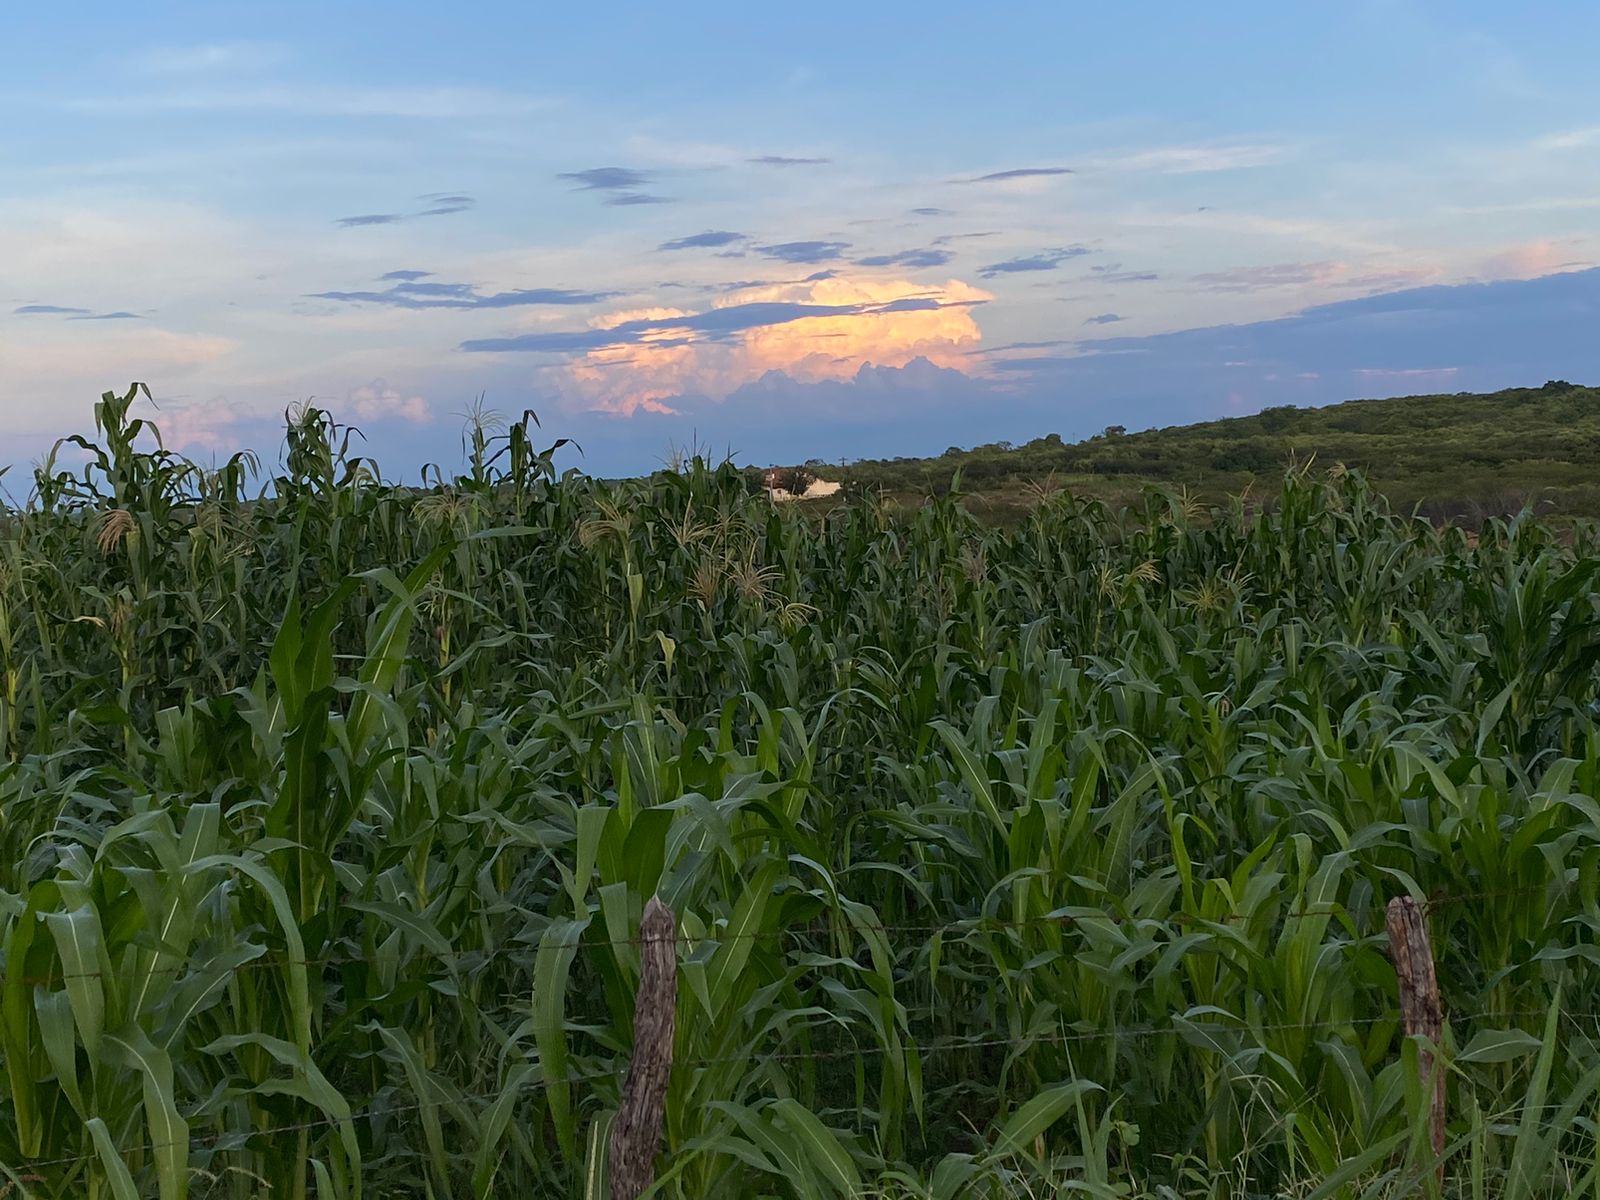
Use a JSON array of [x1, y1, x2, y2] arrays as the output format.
[[609, 896, 677, 1200], [1386, 895, 1445, 1183]]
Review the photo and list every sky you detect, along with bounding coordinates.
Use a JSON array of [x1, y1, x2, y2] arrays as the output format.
[[2, 1, 1599, 479]]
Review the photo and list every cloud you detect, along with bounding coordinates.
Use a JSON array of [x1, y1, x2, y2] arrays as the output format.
[[555, 166, 670, 207], [309, 276, 616, 309], [755, 240, 852, 265], [348, 379, 431, 424], [14, 304, 143, 320], [748, 155, 830, 166], [1092, 270, 1160, 283], [337, 196, 476, 227], [1190, 262, 1345, 292], [989, 267, 1600, 428], [63, 84, 546, 119], [417, 193, 476, 216], [1087, 143, 1288, 174], [965, 167, 1073, 183], [558, 167, 647, 190], [659, 230, 747, 251], [910, 207, 954, 217], [542, 275, 993, 415], [1532, 126, 1600, 152], [1084, 313, 1124, 325], [1478, 240, 1594, 281], [978, 246, 1093, 277], [606, 192, 671, 206], [130, 42, 283, 74], [932, 231, 1000, 245], [856, 248, 954, 269]]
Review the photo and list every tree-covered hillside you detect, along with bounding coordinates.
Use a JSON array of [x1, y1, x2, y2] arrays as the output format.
[[809, 380, 1600, 520]]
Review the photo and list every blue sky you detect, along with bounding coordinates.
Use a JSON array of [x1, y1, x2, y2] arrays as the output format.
[[3, 1, 1598, 477]]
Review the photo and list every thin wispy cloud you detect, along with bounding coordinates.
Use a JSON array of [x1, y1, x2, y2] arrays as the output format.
[[964, 166, 1073, 183], [979, 246, 1093, 277], [309, 276, 617, 309], [14, 304, 143, 320], [932, 231, 1000, 245], [1083, 312, 1124, 325], [557, 167, 668, 206], [1532, 126, 1600, 151], [659, 230, 747, 251], [335, 194, 477, 227], [747, 155, 831, 166], [856, 248, 954, 268], [910, 207, 954, 216], [417, 193, 475, 216], [755, 240, 851, 264], [1086, 143, 1288, 174], [61, 84, 547, 118], [1190, 262, 1342, 291], [131, 42, 285, 74], [1089, 267, 1161, 283]]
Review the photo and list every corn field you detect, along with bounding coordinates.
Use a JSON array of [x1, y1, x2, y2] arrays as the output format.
[[3, 384, 1600, 1198]]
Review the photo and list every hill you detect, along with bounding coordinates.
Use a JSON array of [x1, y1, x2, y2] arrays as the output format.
[[797, 380, 1600, 520]]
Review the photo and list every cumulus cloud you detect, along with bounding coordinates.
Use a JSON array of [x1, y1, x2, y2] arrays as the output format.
[[978, 246, 1093, 277], [659, 230, 747, 251], [348, 379, 431, 424], [521, 274, 993, 416]]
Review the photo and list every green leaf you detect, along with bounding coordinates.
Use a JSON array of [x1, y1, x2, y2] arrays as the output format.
[[533, 915, 590, 1164], [1456, 1027, 1543, 1063], [993, 1080, 1104, 1157]]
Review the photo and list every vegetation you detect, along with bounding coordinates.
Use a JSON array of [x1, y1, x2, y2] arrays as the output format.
[[817, 380, 1600, 522], [2, 383, 1600, 1197]]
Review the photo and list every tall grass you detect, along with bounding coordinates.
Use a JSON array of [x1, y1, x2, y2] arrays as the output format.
[[0, 384, 1598, 1197]]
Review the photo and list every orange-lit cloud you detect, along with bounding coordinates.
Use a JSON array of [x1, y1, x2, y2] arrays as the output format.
[[565, 275, 990, 415], [1479, 239, 1594, 281]]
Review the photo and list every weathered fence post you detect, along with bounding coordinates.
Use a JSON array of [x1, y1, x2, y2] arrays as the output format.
[[609, 896, 677, 1200], [1386, 895, 1445, 1184]]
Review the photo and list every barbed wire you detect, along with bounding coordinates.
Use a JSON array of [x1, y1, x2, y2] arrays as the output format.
[[0, 883, 1568, 987], [10, 1005, 1598, 1178]]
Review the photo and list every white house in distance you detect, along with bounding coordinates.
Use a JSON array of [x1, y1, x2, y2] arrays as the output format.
[[762, 467, 843, 502]]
